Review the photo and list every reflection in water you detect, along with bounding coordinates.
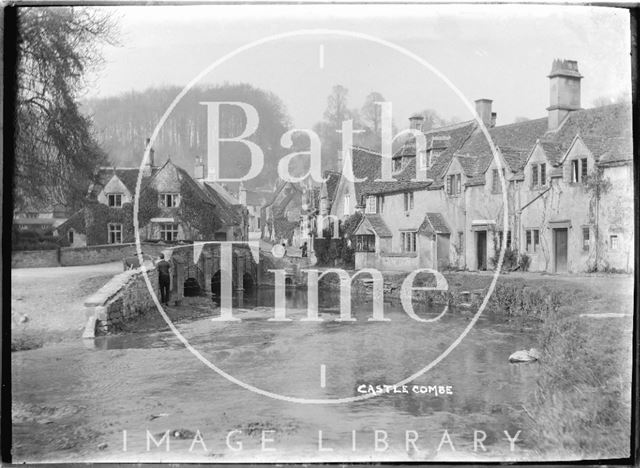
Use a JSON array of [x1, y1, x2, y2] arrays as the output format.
[[13, 287, 540, 462]]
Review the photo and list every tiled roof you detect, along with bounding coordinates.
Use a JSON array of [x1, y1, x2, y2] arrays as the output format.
[[351, 147, 383, 202], [538, 141, 565, 165], [56, 208, 86, 234], [360, 214, 393, 238], [454, 102, 632, 178], [91, 167, 149, 198], [456, 117, 548, 162], [361, 180, 432, 197], [419, 212, 451, 235], [394, 121, 477, 182]]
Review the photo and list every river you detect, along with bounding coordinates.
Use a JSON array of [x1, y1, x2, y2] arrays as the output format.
[[12, 287, 540, 462]]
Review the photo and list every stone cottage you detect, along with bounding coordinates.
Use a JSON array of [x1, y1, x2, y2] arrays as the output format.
[[57, 143, 248, 247], [348, 59, 633, 273]]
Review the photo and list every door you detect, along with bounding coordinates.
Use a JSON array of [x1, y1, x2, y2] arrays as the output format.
[[554, 228, 568, 272], [436, 234, 451, 270], [476, 231, 487, 271]]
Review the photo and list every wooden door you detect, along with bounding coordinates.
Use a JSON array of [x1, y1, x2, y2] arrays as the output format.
[[554, 228, 568, 272], [477, 231, 487, 271]]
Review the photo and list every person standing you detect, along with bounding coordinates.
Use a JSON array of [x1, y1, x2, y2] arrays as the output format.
[[156, 253, 171, 305], [301, 241, 308, 257]]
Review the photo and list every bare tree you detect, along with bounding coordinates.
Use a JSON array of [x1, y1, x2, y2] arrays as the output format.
[[14, 7, 117, 211]]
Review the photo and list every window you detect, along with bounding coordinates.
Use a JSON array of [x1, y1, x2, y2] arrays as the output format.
[[365, 196, 377, 214], [159, 193, 179, 208], [159, 223, 179, 241], [610, 234, 619, 250], [458, 231, 464, 252], [107, 193, 123, 208], [401, 231, 417, 252], [355, 234, 376, 252], [68, 230, 74, 244], [497, 230, 512, 249], [107, 223, 123, 244], [403, 192, 414, 211], [571, 158, 588, 183], [393, 158, 402, 172], [531, 163, 547, 188], [492, 169, 505, 193], [582, 227, 590, 251], [581, 158, 588, 181], [447, 174, 462, 196], [25, 212, 38, 218], [376, 195, 385, 213], [343, 195, 350, 216], [525, 229, 540, 253]]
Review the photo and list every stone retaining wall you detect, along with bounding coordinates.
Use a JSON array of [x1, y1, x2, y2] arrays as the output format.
[[11, 250, 59, 268], [60, 242, 167, 266], [11, 242, 169, 269], [83, 265, 160, 336]]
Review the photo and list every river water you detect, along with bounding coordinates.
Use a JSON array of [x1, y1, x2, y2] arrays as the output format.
[[12, 288, 540, 462]]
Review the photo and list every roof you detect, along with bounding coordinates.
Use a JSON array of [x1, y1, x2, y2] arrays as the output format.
[[453, 102, 632, 179], [91, 167, 147, 198], [56, 208, 86, 234], [394, 121, 477, 182], [357, 121, 476, 197], [356, 214, 393, 238], [419, 212, 451, 235]]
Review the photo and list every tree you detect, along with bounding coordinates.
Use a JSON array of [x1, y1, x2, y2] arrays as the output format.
[[14, 7, 116, 211], [313, 85, 355, 171], [361, 91, 385, 136]]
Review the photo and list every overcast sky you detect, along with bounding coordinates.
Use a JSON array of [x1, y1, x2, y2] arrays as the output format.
[[86, 4, 631, 128]]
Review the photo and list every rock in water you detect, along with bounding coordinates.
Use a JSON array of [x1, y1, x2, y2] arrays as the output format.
[[509, 349, 538, 363]]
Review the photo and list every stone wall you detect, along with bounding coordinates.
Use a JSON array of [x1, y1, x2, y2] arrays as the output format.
[[83, 265, 160, 336], [60, 242, 167, 266], [11, 250, 59, 268]]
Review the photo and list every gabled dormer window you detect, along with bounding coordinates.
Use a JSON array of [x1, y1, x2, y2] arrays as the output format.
[[570, 158, 588, 183], [107, 193, 123, 208], [365, 196, 377, 214], [531, 163, 547, 188], [159, 193, 180, 208], [446, 174, 462, 196]]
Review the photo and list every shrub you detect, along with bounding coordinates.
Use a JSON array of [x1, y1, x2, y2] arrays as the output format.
[[528, 313, 631, 458]]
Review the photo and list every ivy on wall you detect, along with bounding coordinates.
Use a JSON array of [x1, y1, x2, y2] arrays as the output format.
[[175, 177, 221, 239]]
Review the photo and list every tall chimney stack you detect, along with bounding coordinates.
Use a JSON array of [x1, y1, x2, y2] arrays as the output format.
[[547, 59, 582, 131], [409, 114, 425, 131], [474, 99, 493, 127], [143, 138, 156, 177]]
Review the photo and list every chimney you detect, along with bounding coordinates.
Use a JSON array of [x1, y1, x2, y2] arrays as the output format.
[[142, 138, 156, 177], [547, 59, 582, 131], [474, 99, 493, 127], [239, 182, 247, 205], [194, 157, 205, 181], [409, 114, 424, 131], [490, 112, 497, 128]]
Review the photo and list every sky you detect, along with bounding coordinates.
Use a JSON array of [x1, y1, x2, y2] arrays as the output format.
[[85, 4, 632, 129]]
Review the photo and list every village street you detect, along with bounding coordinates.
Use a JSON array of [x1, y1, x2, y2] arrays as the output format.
[[11, 262, 122, 350]]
